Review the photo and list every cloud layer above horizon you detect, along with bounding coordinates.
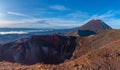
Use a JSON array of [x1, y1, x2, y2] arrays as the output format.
[[0, 0, 120, 29]]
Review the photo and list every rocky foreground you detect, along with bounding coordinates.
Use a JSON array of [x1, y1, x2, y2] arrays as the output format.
[[0, 29, 119, 70]]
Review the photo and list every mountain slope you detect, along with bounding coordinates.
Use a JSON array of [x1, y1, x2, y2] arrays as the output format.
[[73, 29, 120, 58], [66, 19, 112, 36], [55, 39, 120, 70]]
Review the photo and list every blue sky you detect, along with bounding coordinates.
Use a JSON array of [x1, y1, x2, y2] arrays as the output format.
[[0, 0, 120, 29]]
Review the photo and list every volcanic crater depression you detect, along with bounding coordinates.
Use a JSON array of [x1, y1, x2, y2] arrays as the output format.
[[0, 35, 77, 65]]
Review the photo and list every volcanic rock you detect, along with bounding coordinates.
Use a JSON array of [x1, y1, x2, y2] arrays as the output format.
[[0, 35, 76, 65]]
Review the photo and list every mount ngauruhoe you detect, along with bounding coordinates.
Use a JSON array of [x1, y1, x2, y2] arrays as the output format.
[[66, 19, 112, 36]]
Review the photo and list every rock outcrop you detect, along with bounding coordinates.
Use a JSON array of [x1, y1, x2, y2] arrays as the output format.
[[0, 35, 76, 65]]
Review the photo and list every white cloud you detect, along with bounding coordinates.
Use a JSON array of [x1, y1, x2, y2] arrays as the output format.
[[103, 18, 120, 29], [84, 11, 115, 22], [0, 18, 81, 29], [7, 12, 34, 18], [49, 5, 70, 11], [2, 11, 82, 28], [98, 11, 114, 19], [0, 19, 41, 24], [8, 12, 27, 17], [0, 10, 119, 29], [66, 11, 89, 19]]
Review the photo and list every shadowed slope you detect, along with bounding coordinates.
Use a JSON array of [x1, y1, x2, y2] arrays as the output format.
[[0, 35, 76, 65]]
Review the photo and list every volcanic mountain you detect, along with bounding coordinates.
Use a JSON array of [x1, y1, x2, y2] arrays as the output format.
[[66, 19, 112, 36]]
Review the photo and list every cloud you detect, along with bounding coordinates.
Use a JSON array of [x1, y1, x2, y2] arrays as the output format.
[[7, 12, 34, 18], [0, 18, 81, 29], [103, 18, 120, 29], [84, 11, 115, 22], [98, 11, 114, 19], [66, 11, 89, 19], [105, 18, 120, 26], [2, 11, 82, 28], [92, 11, 114, 19], [0, 19, 41, 24], [49, 5, 70, 11], [8, 12, 27, 17], [1, 10, 119, 29]]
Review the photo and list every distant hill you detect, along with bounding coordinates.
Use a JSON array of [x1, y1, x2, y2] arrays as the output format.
[[66, 19, 112, 36]]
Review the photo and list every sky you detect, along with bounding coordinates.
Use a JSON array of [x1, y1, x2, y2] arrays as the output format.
[[0, 0, 120, 29]]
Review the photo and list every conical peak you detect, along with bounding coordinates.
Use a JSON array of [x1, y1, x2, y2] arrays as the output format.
[[79, 19, 112, 33], [88, 19, 104, 24]]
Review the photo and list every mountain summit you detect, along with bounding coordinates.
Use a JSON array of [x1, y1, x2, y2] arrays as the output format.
[[66, 19, 112, 36], [79, 19, 112, 33]]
